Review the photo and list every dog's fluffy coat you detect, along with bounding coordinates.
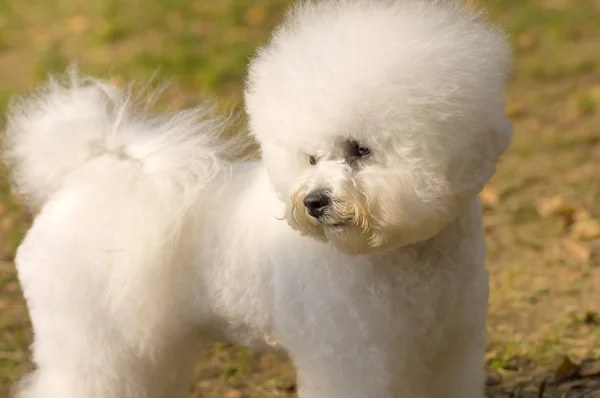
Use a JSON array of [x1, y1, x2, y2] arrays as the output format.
[[6, 1, 512, 397]]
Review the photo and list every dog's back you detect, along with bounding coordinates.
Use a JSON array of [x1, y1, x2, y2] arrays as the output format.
[[5, 69, 235, 398]]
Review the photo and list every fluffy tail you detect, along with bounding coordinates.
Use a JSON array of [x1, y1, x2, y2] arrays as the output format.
[[4, 70, 240, 358], [4, 68, 234, 212]]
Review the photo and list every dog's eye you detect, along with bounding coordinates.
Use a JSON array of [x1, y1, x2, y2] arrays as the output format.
[[309, 155, 317, 166], [348, 141, 371, 158]]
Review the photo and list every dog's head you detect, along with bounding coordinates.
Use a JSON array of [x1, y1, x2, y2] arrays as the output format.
[[245, 0, 512, 254]]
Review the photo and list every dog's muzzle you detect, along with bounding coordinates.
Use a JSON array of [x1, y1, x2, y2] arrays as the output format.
[[303, 189, 331, 219]]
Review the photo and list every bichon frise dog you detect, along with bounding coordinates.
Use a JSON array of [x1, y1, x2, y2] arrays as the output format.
[[5, 1, 512, 397]]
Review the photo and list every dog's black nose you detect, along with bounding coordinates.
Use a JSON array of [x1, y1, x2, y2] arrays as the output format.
[[304, 190, 331, 219]]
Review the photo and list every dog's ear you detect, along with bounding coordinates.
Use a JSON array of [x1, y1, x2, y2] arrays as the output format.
[[447, 115, 511, 207]]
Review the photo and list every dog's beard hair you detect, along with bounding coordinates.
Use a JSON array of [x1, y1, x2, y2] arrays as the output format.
[[290, 186, 326, 240], [289, 182, 390, 254]]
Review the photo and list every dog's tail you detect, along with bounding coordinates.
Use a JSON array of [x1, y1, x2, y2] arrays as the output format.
[[3, 68, 236, 213], [4, 69, 242, 356]]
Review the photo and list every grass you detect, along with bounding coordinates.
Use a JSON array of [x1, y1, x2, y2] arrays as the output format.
[[2, 0, 600, 396]]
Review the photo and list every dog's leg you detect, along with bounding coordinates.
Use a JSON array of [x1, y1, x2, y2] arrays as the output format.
[[287, 347, 400, 398], [271, 254, 489, 398], [273, 265, 407, 398], [427, 272, 489, 398], [14, 334, 176, 398], [427, 328, 487, 398], [13, 196, 197, 398], [286, 331, 486, 398], [160, 343, 200, 398], [15, 337, 199, 398]]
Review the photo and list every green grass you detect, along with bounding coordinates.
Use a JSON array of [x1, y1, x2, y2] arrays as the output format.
[[0, 0, 291, 111]]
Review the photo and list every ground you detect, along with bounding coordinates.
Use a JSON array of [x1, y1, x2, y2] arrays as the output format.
[[1, 0, 600, 396]]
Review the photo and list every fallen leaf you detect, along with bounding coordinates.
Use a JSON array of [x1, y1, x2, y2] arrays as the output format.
[[591, 85, 600, 101], [67, 15, 90, 34], [196, 380, 212, 390], [3, 281, 20, 294], [536, 196, 572, 218], [485, 350, 498, 362], [571, 219, 600, 240], [506, 103, 527, 118], [573, 207, 592, 222], [246, 6, 267, 25], [480, 187, 500, 207], [555, 356, 579, 381], [561, 238, 591, 262], [223, 390, 242, 398], [517, 32, 538, 52]]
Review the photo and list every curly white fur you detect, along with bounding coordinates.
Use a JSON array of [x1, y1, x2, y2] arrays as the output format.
[[7, 1, 512, 397], [6, 70, 235, 397], [246, 0, 512, 253]]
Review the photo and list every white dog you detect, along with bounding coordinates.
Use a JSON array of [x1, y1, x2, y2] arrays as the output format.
[[5, 0, 512, 397]]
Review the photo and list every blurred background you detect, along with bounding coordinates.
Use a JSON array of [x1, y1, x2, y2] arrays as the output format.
[[1, 0, 600, 396]]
